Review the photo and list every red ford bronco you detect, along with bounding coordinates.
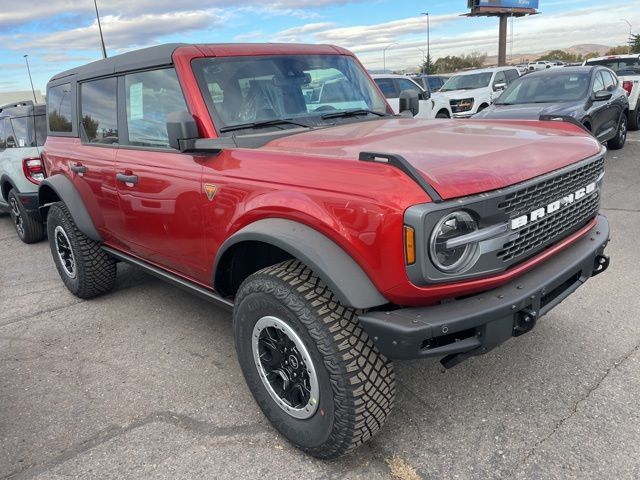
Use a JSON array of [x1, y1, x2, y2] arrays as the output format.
[[40, 43, 610, 458]]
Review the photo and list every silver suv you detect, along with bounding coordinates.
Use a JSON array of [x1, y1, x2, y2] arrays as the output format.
[[0, 101, 47, 243]]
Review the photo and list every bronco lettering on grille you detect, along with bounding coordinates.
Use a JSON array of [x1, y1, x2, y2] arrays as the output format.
[[510, 182, 597, 230]]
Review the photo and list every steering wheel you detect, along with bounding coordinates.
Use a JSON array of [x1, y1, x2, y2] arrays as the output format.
[[314, 105, 338, 112]]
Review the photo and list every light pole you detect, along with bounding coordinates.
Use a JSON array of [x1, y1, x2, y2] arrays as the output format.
[[383, 43, 399, 73], [23, 54, 37, 103], [417, 48, 427, 73], [421, 12, 430, 72], [621, 19, 632, 54], [94, 0, 107, 58]]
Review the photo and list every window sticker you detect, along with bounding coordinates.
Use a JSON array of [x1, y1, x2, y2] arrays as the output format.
[[129, 82, 144, 120]]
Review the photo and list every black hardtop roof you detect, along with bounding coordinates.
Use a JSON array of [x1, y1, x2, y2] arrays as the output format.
[[0, 100, 46, 118], [48, 43, 188, 84]]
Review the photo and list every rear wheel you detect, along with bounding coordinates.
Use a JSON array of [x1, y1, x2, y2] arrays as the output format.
[[233, 260, 395, 459], [608, 114, 627, 150], [629, 108, 639, 131], [8, 190, 45, 244], [46, 202, 116, 299]]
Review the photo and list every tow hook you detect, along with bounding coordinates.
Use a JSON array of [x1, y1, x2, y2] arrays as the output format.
[[592, 254, 610, 277], [513, 308, 537, 337]]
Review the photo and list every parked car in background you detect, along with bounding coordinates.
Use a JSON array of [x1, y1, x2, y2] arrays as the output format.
[[475, 66, 629, 150], [433, 66, 520, 117], [372, 74, 452, 118], [585, 54, 640, 130], [0, 101, 47, 243], [411, 74, 449, 92], [529, 60, 553, 71]]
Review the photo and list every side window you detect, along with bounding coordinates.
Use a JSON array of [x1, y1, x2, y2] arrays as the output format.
[[80, 77, 118, 144], [10, 117, 29, 147], [48, 83, 73, 133], [5, 117, 16, 147], [374, 78, 398, 99], [125, 68, 187, 148], [0, 118, 5, 150], [592, 72, 605, 93], [602, 71, 616, 91], [493, 71, 507, 87], [505, 69, 519, 84], [396, 78, 423, 95]]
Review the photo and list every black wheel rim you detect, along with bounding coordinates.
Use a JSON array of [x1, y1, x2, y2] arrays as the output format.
[[54, 225, 77, 278], [252, 316, 319, 419], [9, 197, 25, 238]]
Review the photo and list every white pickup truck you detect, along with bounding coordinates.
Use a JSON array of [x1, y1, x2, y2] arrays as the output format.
[[585, 54, 640, 130], [371, 74, 452, 119]]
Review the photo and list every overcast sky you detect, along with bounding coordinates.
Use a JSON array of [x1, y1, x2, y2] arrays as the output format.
[[1, 0, 638, 92]]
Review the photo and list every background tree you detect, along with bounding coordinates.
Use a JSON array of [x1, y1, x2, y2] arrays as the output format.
[[430, 52, 487, 73], [606, 45, 631, 55], [630, 34, 640, 54], [535, 49, 583, 63]]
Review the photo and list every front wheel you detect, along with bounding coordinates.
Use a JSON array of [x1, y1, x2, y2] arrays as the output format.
[[608, 114, 627, 150], [233, 260, 396, 459]]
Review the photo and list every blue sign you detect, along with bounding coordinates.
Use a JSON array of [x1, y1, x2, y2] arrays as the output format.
[[477, 0, 539, 8]]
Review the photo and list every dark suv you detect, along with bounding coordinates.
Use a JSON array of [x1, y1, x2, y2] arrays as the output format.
[[39, 43, 610, 458]]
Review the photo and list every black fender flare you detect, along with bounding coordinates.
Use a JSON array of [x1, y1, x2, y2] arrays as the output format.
[[214, 218, 388, 309], [38, 174, 102, 241]]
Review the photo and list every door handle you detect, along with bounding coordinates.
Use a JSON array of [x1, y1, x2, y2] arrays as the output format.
[[116, 172, 139, 185], [70, 163, 87, 174]]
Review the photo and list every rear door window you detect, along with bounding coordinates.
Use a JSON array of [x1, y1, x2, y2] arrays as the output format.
[[48, 83, 73, 133], [124, 68, 187, 149], [80, 77, 118, 144]]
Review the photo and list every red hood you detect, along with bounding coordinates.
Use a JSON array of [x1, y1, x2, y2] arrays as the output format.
[[259, 118, 603, 200]]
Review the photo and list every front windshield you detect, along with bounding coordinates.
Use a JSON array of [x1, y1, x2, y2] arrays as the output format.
[[586, 58, 640, 76], [193, 55, 389, 133], [440, 72, 492, 91], [496, 72, 590, 104]]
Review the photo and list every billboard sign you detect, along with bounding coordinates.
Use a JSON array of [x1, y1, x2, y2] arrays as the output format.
[[470, 0, 539, 9]]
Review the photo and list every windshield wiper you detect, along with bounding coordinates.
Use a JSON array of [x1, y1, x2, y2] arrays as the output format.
[[320, 109, 388, 120], [219, 118, 312, 133]]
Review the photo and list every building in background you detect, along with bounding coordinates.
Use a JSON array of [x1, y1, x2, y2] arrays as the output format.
[[0, 90, 45, 106]]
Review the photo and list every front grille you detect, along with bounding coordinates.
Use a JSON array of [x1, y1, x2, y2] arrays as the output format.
[[497, 193, 599, 261], [498, 157, 604, 218]]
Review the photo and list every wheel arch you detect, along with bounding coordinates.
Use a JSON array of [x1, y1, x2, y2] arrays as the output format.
[[214, 218, 388, 309], [38, 174, 102, 241], [1, 174, 18, 201]]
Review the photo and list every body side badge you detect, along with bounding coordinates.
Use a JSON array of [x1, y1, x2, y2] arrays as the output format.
[[204, 183, 218, 201]]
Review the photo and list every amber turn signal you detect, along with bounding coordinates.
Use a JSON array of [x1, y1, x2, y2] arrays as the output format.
[[404, 226, 416, 265]]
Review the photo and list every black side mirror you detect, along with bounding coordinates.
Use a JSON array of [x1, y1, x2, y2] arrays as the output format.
[[593, 90, 612, 102], [166, 110, 199, 151], [399, 90, 420, 117]]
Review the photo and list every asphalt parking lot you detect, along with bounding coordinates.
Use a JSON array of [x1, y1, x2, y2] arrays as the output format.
[[1, 131, 639, 480]]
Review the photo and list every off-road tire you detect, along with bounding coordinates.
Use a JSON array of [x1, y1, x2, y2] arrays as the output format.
[[8, 189, 45, 244], [233, 260, 396, 459], [46, 202, 116, 299], [608, 113, 627, 150], [629, 108, 639, 131]]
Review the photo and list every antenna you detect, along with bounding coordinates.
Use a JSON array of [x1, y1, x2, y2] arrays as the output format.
[[94, 0, 107, 59], [23, 54, 38, 104]]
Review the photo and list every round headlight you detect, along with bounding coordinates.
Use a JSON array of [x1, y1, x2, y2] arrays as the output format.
[[429, 211, 479, 274]]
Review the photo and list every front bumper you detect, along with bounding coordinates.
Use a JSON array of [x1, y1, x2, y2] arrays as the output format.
[[359, 215, 610, 367], [15, 192, 42, 221], [451, 111, 475, 119]]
